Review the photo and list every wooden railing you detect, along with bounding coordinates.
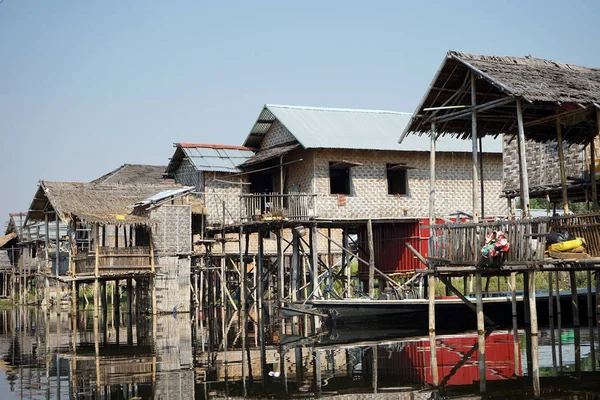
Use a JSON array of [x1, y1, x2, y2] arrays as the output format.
[[240, 193, 317, 223], [430, 212, 600, 266], [74, 246, 152, 275]]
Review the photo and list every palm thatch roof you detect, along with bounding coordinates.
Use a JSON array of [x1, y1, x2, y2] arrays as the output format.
[[91, 164, 167, 185], [27, 182, 188, 226], [0, 233, 17, 249], [401, 51, 600, 145]]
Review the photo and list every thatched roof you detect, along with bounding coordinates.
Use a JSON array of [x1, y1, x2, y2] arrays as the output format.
[[27, 182, 188, 226], [401, 51, 600, 145], [0, 233, 17, 249], [91, 164, 167, 185], [239, 142, 301, 168]]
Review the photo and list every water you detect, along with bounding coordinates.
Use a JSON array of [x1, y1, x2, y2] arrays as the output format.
[[0, 307, 600, 399]]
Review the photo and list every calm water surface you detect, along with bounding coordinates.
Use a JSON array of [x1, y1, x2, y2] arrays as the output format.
[[0, 307, 599, 399]]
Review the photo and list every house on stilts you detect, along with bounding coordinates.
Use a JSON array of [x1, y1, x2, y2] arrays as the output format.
[[25, 181, 194, 314], [399, 50, 600, 395]]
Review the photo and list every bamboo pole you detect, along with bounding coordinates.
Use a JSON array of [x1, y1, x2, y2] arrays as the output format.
[[277, 228, 284, 306], [430, 122, 436, 226], [516, 99, 531, 217], [556, 117, 569, 214], [591, 116, 598, 209], [570, 270, 581, 379], [428, 273, 438, 386], [367, 220, 375, 298], [471, 72, 479, 223], [528, 271, 540, 397], [310, 224, 320, 299], [475, 273, 485, 393], [555, 271, 563, 371], [510, 272, 519, 374], [149, 229, 156, 315], [291, 229, 299, 302], [94, 223, 99, 319], [343, 227, 350, 297]]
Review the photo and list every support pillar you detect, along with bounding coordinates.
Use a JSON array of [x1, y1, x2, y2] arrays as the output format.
[[475, 273, 486, 393], [126, 278, 133, 315], [516, 99, 531, 217], [471, 72, 480, 222], [428, 274, 438, 386], [528, 271, 540, 397], [557, 117, 570, 214], [367, 219, 375, 298]]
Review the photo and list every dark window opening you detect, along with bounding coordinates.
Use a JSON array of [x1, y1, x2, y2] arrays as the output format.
[[135, 227, 151, 247], [387, 164, 408, 195], [329, 163, 351, 195]]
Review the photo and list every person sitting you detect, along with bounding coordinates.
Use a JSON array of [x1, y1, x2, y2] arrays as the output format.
[[480, 230, 510, 267]]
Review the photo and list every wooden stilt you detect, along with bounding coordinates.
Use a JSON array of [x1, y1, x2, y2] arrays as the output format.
[[528, 271, 540, 397], [277, 228, 284, 306], [72, 281, 77, 315], [510, 272, 519, 374], [113, 280, 119, 316], [475, 273, 486, 393], [428, 273, 438, 386], [367, 219, 375, 298], [257, 229, 266, 384], [94, 223, 100, 319], [372, 345, 378, 393], [570, 270, 581, 379], [549, 272, 557, 375], [523, 272, 530, 324], [343, 227, 350, 298], [310, 224, 320, 299], [126, 278, 133, 315], [291, 228, 299, 302], [556, 271, 563, 371]]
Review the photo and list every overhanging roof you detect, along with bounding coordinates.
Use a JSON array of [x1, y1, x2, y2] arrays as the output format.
[[400, 51, 600, 145], [245, 104, 502, 153]]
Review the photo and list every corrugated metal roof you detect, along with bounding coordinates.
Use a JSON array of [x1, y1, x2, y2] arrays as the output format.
[[134, 186, 195, 206], [245, 105, 502, 153], [166, 143, 255, 174]]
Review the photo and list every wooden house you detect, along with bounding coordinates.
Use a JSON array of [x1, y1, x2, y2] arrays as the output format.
[[25, 181, 194, 313]]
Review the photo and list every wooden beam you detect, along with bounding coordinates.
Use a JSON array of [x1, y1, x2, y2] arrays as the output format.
[[431, 96, 515, 123], [476, 273, 486, 393], [557, 117, 570, 214], [529, 271, 540, 397]]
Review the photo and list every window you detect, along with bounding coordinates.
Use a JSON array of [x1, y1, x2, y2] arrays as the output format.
[[387, 164, 408, 195], [329, 162, 351, 195]]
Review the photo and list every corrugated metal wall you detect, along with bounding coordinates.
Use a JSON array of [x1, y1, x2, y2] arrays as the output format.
[[357, 222, 421, 276]]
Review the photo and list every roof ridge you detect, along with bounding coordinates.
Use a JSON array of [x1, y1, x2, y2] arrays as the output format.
[[266, 104, 412, 115]]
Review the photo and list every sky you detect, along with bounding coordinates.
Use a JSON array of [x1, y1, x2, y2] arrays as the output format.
[[1, 0, 599, 229]]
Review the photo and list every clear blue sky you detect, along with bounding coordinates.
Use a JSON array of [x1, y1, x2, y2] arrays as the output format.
[[1, 0, 599, 229]]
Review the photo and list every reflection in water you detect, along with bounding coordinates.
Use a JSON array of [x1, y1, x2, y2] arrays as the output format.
[[1, 307, 600, 399]]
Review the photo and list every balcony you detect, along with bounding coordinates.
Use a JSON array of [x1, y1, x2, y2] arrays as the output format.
[[429, 212, 600, 266], [74, 246, 152, 275], [240, 193, 317, 223]]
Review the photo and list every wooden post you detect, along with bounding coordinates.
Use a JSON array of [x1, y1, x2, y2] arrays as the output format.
[[471, 72, 479, 222], [113, 279, 119, 315], [372, 345, 378, 393], [343, 227, 350, 297], [516, 99, 531, 217], [596, 272, 600, 328], [528, 271, 540, 397], [587, 271, 594, 324], [367, 220, 375, 298], [570, 270, 581, 378], [475, 273, 486, 393], [94, 223, 100, 319], [310, 224, 320, 299], [428, 273, 438, 386], [556, 117, 570, 214], [291, 228, 299, 302], [277, 228, 284, 306], [126, 278, 133, 315], [72, 281, 77, 315], [257, 229, 266, 384], [555, 271, 563, 371], [149, 229, 156, 315], [593, 109, 600, 210], [430, 122, 436, 226], [326, 227, 332, 300], [510, 272, 519, 374]]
